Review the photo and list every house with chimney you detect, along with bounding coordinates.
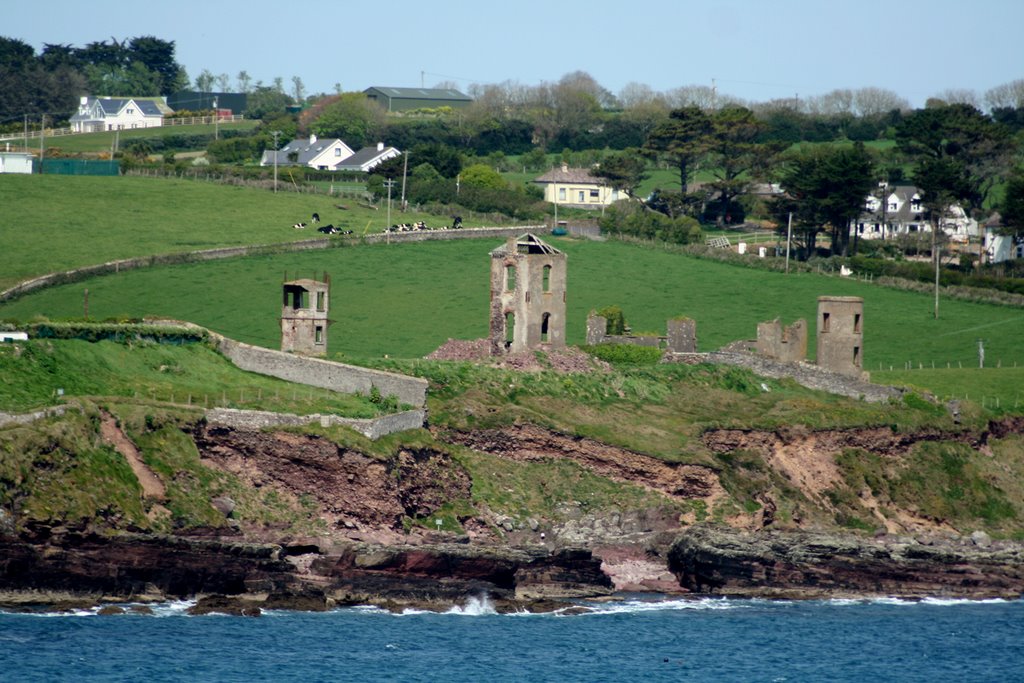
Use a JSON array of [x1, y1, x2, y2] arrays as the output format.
[[850, 183, 978, 243], [260, 135, 355, 171], [534, 164, 621, 208], [69, 96, 166, 132]]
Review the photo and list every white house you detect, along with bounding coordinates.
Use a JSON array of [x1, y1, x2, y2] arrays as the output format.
[[260, 135, 355, 171], [534, 164, 620, 208], [69, 96, 166, 132], [0, 151, 35, 174], [850, 183, 978, 243], [335, 143, 401, 172]]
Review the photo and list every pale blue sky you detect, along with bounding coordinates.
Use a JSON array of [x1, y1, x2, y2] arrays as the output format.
[[14, 0, 1024, 107]]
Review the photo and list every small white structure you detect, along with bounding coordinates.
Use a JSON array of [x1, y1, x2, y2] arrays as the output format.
[[70, 96, 166, 132], [850, 183, 978, 243], [260, 135, 356, 171], [0, 151, 34, 174], [0, 331, 29, 342], [982, 212, 1023, 264]]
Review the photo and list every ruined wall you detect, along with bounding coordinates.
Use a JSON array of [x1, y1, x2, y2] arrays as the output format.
[[585, 315, 607, 346], [0, 405, 70, 428], [489, 236, 567, 355], [816, 297, 865, 378], [756, 318, 807, 363], [205, 407, 426, 440], [585, 316, 697, 353], [666, 319, 697, 353]]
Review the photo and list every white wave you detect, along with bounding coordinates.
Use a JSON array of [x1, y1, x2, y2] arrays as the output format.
[[577, 596, 745, 616]]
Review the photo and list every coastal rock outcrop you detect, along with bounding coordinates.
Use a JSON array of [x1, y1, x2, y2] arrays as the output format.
[[668, 524, 1024, 599]]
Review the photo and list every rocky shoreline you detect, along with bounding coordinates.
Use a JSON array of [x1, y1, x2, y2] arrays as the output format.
[[2, 523, 1022, 614]]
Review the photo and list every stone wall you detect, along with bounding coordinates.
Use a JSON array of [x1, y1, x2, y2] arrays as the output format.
[[213, 334, 427, 408], [0, 405, 70, 428], [0, 226, 550, 305], [662, 351, 902, 403], [585, 315, 697, 353], [205, 407, 426, 440]]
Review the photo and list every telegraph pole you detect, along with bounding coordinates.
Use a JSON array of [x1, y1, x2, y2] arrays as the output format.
[[38, 114, 45, 173], [384, 179, 395, 230], [271, 130, 281, 193], [400, 151, 408, 210]]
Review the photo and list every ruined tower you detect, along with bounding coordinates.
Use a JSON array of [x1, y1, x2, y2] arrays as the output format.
[[489, 234, 567, 355], [280, 274, 330, 355], [815, 296, 863, 377]]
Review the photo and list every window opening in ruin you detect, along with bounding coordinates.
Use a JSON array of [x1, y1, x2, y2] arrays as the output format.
[[543, 265, 551, 292], [541, 313, 550, 343], [505, 312, 515, 347], [854, 313, 861, 333], [315, 326, 323, 344], [506, 265, 516, 290], [822, 312, 830, 332], [316, 291, 325, 311], [853, 345, 861, 367]]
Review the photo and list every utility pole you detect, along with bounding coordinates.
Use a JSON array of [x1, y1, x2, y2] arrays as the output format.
[[977, 338, 985, 369], [38, 114, 45, 173], [400, 151, 408, 211], [933, 211, 941, 319], [213, 97, 219, 140], [785, 212, 793, 274], [384, 179, 395, 232], [271, 130, 281, 193]]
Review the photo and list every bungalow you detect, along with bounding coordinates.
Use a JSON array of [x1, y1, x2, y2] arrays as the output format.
[[534, 164, 621, 208], [335, 143, 401, 172], [850, 183, 978, 243], [69, 96, 165, 132], [260, 135, 355, 171]]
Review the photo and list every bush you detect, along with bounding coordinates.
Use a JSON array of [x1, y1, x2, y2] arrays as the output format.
[[595, 306, 626, 334], [582, 344, 663, 366]]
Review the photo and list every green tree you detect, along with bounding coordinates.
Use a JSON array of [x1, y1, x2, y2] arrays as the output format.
[[771, 143, 875, 257], [246, 87, 293, 120], [592, 149, 648, 198], [126, 36, 185, 94], [460, 163, 507, 190], [643, 106, 712, 191], [705, 107, 782, 225], [306, 92, 385, 147], [997, 167, 1024, 245], [194, 69, 216, 92]]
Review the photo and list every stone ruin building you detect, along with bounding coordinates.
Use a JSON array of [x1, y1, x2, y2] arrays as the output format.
[[815, 295, 864, 378], [280, 274, 330, 355], [586, 315, 697, 353], [756, 318, 808, 364], [753, 296, 864, 377], [489, 234, 566, 355]]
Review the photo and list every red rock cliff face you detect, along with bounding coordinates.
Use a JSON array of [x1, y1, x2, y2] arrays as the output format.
[[193, 425, 471, 532]]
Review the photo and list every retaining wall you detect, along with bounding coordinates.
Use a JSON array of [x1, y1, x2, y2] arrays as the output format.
[[0, 405, 70, 428], [211, 333, 428, 408], [205, 407, 426, 440], [663, 351, 902, 403]]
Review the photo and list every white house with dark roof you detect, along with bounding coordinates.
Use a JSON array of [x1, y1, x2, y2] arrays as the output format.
[[849, 183, 978, 243], [69, 96, 165, 132], [534, 164, 620, 208], [982, 212, 1023, 263], [260, 135, 355, 171], [335, 143, 401, 172]]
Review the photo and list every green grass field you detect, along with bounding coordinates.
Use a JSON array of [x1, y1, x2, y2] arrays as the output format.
[[0, 175, 510, 290], [33, 121, 260, 154], [4, 236, 1023, 370]]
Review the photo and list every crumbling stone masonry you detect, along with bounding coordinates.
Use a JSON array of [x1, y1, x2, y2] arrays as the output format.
[[756, 318, 807, 363], [585, 315, 697, 353], [490, 234, 567, 355], [281, 275, 330, 355], [816, 296, 864, 378]]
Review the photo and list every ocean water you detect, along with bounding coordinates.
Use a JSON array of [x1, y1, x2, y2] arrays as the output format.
[[1, 595, 1021, 682]]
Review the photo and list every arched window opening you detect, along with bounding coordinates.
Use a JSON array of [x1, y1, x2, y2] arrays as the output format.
[[542, 265, 551, 292], [541, 313, 551, 343]]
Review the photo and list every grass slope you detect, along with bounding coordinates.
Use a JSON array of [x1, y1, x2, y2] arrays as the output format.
[[0, 338, 385, 416], [4, 237, 1024, 371], [38, 121, 260, 154], [0, 175, 506, 290]]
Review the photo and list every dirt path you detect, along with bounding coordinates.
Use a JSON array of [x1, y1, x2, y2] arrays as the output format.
[[99, 412, 167, 500]]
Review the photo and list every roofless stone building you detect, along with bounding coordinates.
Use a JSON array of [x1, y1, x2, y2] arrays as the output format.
[[281, 274, 330, 355], [489, 234, 566, 355]]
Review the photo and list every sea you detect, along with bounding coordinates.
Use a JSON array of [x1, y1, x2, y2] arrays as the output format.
[[1, 595, 1021, 682]]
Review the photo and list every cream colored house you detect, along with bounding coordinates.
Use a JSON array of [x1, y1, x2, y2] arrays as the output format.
[[534, 164, 620, 208]]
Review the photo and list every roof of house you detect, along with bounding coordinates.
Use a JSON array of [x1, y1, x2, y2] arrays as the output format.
[[335, 145, 400, 171], [364, 86, 471, 102], [858, 184, 924, 223], [263, 137, 352, 166], [70, 97, 164, 122], [490, 233, 563, 257], [534, 166, 606, 185]]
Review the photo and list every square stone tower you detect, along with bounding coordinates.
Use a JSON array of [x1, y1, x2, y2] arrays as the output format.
[[489, 234, 567, 355], [281, 275, 330, 355], [816, 296, 863, 377]]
